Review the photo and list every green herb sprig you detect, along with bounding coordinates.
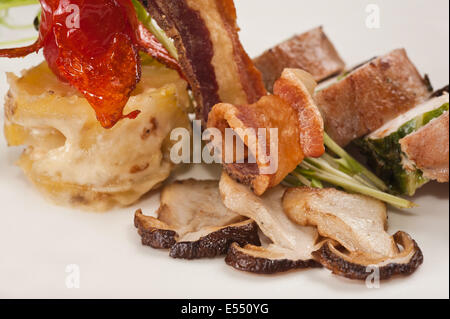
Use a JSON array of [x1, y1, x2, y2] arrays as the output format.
[[131, 0, 178, 60], [286, 133, 416, 209]]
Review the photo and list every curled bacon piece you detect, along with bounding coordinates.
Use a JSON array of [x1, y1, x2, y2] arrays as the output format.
[[140, 0, 267, 125], [207, 69, 324, 196], [0, 0, 181, 128]]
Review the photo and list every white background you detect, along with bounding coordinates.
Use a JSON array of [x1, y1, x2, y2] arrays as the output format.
[[0, 0, 448, 299]]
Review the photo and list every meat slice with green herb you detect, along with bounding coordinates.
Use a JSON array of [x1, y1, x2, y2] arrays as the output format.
[[400, 111, 449, 183], [356, 90, 449, 195]]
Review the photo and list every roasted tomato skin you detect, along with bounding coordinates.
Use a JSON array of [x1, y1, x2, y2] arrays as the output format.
[[44, 0, 143, 128], [0, 0, 180, 128]]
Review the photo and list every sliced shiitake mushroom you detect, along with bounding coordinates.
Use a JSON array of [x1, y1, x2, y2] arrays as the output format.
[[134, 179, 260, 259], [283, 187, 424, 280], [226, 243, 321, 274], [313, 232, 423, 280], [283, 187, 396, 258], [219, 173, 320, 274], [135, 210, 178, 249]]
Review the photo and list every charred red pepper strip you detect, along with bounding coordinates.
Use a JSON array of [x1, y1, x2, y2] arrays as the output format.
[[0, 0, 182, 128]]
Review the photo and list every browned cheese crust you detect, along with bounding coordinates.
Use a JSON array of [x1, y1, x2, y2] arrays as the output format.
[[400, 112, 449, 183], [254, 26, 345, 92], [315, 48, 431, 146], [140, 0, 266, 125], [313, 232, 424, 281]]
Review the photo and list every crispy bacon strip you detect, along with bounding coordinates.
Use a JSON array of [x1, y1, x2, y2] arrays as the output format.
[[208, 96, 304, 195], [140, 0, 267, 125], [208, 70, 323, 195], [274, 69, 325, 157]]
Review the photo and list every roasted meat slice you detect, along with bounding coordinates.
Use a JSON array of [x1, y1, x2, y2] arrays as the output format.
[[315, 48, 431, 146], [140, 0, 266, 125], [134, 179, 260, 259], [219, 173, 320, 274], [400, 111, 449, 182], [283, 187, 423, 280], [208, 69, 324, 195], [254, 26, 345, 92]]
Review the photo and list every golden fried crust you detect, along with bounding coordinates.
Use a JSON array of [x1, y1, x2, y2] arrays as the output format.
[[254, 26, 345, 92], [315, 49, 431, 146], [141, 0, 266, 125], [400, 112, 449, 182]]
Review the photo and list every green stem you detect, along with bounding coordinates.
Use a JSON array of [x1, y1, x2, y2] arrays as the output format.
[[291, 172, 312, 187], [324, 132, 388, 191], [131, 0, 178, 60], [311, 178, 323, 189], [319, 153, 378, 189], [305, 157, 356, 184], [284, 174, 302, 187], [295, 164, 415, 209], [142, 18, 178, 60]]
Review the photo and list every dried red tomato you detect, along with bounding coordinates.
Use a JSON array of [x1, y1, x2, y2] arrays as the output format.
[[0, 0, 181, 128]]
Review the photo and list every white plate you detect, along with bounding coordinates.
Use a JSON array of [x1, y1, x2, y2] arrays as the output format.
[[0, 0, 448, 299]]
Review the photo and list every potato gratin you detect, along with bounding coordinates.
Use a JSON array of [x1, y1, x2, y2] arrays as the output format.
[[4, 61, 191, 210]]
